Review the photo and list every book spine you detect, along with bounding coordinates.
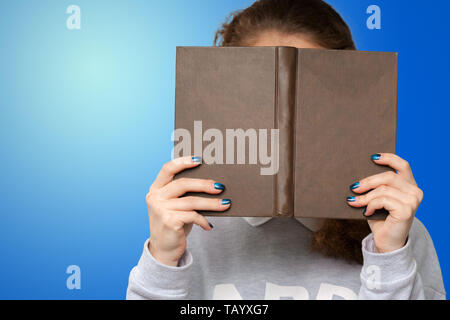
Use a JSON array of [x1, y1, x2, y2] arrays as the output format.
[[273, 47, 297, 217]]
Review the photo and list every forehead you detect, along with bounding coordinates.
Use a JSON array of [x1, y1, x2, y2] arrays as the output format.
[[248, 30, 323, 49]]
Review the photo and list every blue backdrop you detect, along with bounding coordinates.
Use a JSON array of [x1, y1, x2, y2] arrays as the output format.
[[0, 0, 448, 299]]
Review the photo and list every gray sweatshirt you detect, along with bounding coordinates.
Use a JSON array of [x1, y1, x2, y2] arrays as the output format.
[[126, 217, 446, 300]]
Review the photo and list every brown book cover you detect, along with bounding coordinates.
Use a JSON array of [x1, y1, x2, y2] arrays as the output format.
[[174, 46, 397, 220]]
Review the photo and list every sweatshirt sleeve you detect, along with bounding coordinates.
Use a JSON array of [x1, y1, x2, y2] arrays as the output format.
[[359, 219, 446, 300], [359, 233, 425, 300], [126, 239, 192, 300]]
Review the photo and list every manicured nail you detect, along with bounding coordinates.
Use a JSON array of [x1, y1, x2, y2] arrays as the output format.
[[371, 154, 381, 161], [192, 156, 202, 163], [362, 208, 367, 216], [221, 199, 231, 205], [214, 182, 225, 190], [350, 182, 360, 190], [209, 222, 214, 229], [346, 196, 356, 202]]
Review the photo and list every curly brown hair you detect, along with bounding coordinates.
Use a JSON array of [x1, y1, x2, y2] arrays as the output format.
[[213, 0, 371, 264]]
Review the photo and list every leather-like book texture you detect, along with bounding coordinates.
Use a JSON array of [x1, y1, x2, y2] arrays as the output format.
[[175, 47, 278, 217], [294, 49, 397, 220], [174, 46, 397, 220]]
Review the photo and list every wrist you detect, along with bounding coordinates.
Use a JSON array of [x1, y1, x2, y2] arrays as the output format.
[[148, 240, 180, 267], [375, 236, 408, 253]]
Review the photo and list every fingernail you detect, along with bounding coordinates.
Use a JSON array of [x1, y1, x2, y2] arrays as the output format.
[[221, 199, 231, 205], [362, 208, 367, 216], [346, 196, 356, 202], [350, 182, 360, 190], [209, 222, 214, 229], [214, 182, 225, 190], [192, 156, 202, 163], [371, 154, 381, 161]]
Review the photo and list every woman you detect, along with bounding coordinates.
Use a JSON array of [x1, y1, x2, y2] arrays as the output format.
[[127, 0, 445, 299]]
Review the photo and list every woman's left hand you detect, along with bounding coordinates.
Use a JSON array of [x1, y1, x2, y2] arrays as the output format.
[[347, 153, 424, 253]]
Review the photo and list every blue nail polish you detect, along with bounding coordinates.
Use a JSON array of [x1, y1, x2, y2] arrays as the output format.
[[371, 154, 381, 161], [214, 182, 225, 190], [209, 222, 214, 229], [350, 182, 360, 190], [347, 196, 356, 202], [221, 199, 231, 205], [192, 156, 202, 163], [362, 208, 367, 216]]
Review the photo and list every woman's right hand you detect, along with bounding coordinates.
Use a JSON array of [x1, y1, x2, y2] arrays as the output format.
[[146, 156, 230, 266]]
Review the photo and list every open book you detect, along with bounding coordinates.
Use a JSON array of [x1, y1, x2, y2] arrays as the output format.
[[174, 46, 397, 220]]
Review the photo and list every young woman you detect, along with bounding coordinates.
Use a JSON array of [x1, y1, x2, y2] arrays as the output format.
[[127, 0, 445, 300]]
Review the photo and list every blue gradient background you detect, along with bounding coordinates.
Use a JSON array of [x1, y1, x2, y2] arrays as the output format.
[[0, 0, 448, 299]]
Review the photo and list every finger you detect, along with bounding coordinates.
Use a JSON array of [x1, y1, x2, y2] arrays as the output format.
[[166, 196, 231, 212], [370, 153, 416, 184], [152, 156, 202, 189], [363, 195, 403, 217], [347, 185, 416, 208], [162, 178, 225, 199], [350, 171, 418, 195], [176, 211, 213, 231]]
